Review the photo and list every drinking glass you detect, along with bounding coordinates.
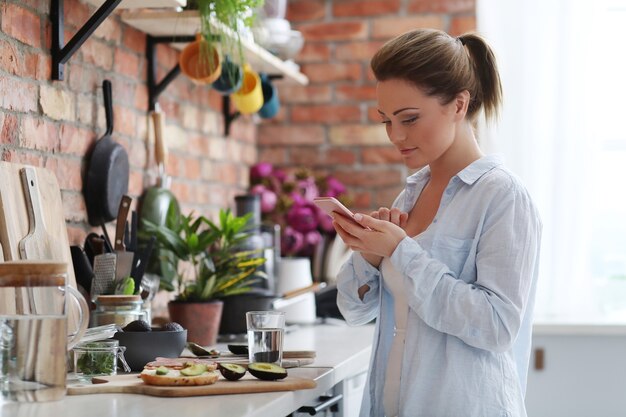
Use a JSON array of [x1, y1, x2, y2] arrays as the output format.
[[246, 311, 285, 365]]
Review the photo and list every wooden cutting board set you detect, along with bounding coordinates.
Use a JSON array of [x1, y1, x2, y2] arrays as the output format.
[[68, 372, 316, 397], [0, 161, 80, 326]]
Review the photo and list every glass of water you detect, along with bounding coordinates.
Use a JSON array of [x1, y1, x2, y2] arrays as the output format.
[[246, 311, 285, 365]]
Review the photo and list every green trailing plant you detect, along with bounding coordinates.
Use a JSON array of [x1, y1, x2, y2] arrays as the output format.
[[142, 209, 266, 302], [190, 0, 264, 86]]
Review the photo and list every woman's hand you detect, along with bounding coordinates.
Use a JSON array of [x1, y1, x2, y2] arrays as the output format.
[[332, 209, 408, 259]]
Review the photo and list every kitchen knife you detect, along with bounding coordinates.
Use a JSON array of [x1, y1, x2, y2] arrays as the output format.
[[114, 195, 134, 284]]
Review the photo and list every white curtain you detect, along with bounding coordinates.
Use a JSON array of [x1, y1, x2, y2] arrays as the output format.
[[477, 0, 626, 321]]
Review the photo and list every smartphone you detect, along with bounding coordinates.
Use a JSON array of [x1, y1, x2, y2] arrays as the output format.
[[313, 197, 356, 219]]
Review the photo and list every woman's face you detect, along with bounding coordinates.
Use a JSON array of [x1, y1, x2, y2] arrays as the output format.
[[376, 79, 459, 170]]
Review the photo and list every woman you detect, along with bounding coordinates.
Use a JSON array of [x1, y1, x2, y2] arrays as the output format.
[[333, 29, 542, 417]]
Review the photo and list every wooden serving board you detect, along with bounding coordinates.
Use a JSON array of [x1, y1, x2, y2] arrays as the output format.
[[0, 162, 79, 327], [68, 373, 317, 397]]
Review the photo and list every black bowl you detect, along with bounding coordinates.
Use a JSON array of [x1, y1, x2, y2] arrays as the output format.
[[113, 329, 187, 371]]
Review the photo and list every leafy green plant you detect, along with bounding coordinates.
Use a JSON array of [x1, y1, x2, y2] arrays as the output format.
[[189, 0, 264, 84], [142, 209, 266, 302]]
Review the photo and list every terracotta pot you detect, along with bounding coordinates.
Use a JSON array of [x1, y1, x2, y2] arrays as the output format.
[[168, 300, 223, 347], [179, 34, 222, 85]]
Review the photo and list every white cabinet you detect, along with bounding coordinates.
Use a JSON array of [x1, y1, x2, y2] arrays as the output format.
[[526, 326, 626, 417]]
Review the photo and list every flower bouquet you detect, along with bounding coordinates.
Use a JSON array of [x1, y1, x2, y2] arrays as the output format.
[[249, 163, 349, 258]]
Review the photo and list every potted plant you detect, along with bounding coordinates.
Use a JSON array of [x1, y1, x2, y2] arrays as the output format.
[[142, 209, 266, 346], [185, 0, 263, 93]]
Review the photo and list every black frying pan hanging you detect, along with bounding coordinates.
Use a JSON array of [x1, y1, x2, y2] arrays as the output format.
[[84, 79, 129, 226]]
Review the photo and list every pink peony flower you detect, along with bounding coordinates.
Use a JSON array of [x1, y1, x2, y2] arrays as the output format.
[[282, 226, 304, 256], [250, 162, 273, 180], [248, 162, 348, 258], [286, 202, 319, 233], [250, 184, 277, 213]]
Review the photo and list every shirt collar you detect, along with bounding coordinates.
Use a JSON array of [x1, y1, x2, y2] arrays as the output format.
[[405, 154, 504, 188], [456, 154, 503, 185]]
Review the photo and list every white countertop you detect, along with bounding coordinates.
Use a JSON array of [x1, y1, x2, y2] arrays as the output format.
[[1, 322, 375, 417]]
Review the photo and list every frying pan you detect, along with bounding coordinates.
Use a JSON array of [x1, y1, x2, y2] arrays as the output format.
[[84, 79, 129, 227], [138, 107, 180, 286]]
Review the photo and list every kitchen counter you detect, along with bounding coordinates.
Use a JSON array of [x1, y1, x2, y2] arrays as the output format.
[[1, 322, 375, 417]]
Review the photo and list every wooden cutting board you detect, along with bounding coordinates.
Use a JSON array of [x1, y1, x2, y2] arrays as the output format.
[[68, 373, 317, 397], [0, 161, 79, 326]]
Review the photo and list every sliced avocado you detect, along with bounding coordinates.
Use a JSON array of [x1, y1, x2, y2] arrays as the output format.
[[247, 362, 287, 381], [180, 363, 208, 376], [217, 363, 246, 381], [227, 343, 248, 355], [156, 366, 169, 375]]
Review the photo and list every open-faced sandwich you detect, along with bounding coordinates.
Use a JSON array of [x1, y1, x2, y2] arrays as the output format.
[[140, 357, 219, 386]]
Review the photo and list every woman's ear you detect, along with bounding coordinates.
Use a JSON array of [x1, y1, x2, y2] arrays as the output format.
[[454, 90, 470, 121]]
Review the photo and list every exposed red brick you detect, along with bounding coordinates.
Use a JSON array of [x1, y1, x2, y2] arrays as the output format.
[[1, 3, 41, 48], [290, 147, 357, 166], [80, 37, 114, 70], [128, 170, 144, 197], [114, 48, 140, 79], [449, 15, 476, 36], [333, 0, 400, 17], [335, 85, 378, 102], [0, 77, 38, 113], [0, 39, 21, 75], [257, 147, 287, 165], [258, 125, 325, 146], [276, 84, 331, 104], [61, 191, 87, 223], [297, 43, 331, 63], [329, 124, 389, 146], [123, 26, 147, 54], [301, 62, 363, 83], [20, 117, 59, 152], [47, 157, 83, 191], [287, 0, 326, 22], [372, 16, 445, 40], [93, 16, 121, 43], [291, 104, 361, 124], [299, 21, 367, 42], [63, 0, 91, 31], [24, 52, 51, 81], [408, 0, 475, 13], [334, 168, 402, 187], [362, 146, 403, 164], [1, 114, 18, 145], [334, 41, 385, 61], [59, 124, 94, 156], [68, 63, 99, 93]]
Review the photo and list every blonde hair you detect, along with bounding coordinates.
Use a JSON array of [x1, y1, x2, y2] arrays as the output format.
[[370, 29, 502, 122]]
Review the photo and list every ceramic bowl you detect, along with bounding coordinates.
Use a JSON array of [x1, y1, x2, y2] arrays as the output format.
[[113, 328, 187, 371]]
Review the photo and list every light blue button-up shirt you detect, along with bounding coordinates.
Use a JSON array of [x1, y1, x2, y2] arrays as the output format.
[[336, 155, 542, 417]]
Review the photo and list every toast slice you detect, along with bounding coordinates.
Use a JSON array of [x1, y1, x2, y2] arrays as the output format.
[[140, 368, 220, 386]]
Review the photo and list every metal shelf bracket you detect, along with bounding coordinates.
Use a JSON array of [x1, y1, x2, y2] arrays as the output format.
[[51, 0, 123, 80]]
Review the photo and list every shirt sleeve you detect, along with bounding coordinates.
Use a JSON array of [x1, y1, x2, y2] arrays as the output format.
[[336, 252, 381, 326], [390, 183, 542, 352]]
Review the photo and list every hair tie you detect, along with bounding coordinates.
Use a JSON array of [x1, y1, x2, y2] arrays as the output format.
[[457, 36, 466, 46]]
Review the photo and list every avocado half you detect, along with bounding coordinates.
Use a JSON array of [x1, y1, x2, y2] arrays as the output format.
[[217, 363, 247, 381], [247, 362, 288, 381]]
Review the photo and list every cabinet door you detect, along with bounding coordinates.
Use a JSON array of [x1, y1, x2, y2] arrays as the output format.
[[526, 334, 626, 417]]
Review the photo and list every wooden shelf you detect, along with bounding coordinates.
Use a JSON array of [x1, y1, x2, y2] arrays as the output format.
[[120, 10, 309, 85], [82, 0, 186, 9]]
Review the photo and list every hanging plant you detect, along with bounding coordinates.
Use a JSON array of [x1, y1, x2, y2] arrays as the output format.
[[189, 0, 264, 89]]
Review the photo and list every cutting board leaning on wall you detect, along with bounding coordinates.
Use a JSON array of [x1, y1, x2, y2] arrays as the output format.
[[0, 161, 80, 328]]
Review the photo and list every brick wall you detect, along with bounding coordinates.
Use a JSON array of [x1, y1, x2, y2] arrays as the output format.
[[0, 0, 257, 246], [258, 0, 476, 212]]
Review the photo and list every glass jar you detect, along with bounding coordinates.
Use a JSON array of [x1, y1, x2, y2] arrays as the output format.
[[91, 295, 144, 327], [72, 339, 130, 381]]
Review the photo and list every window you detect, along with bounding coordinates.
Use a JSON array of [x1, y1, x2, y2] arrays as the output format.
[[478, 0, 626, 321]]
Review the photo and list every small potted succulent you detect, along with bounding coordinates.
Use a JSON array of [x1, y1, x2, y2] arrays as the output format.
[[142, 209, 266, 346]]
